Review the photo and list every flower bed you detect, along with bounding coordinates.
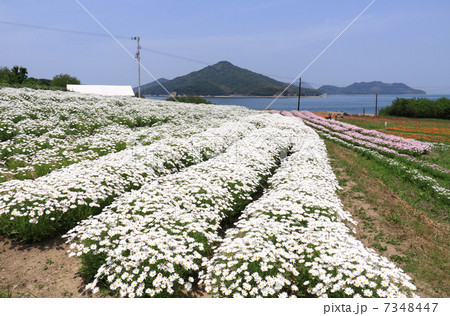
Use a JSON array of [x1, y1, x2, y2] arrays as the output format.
[[387, 126, 450, 136], [288, 111, 449, 179], [293, 111, 430, 155], [64, 118, 303, 297], [0, 114, 277, 241], [384, 131, 450, 144], [200, 130, 417, 298], [317, 132, 449, 203], [0, 88, 254, 180]]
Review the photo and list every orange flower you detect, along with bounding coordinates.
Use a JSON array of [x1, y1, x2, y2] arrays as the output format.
[[383, 131, 448, 143], [386, 126, 450, 135]]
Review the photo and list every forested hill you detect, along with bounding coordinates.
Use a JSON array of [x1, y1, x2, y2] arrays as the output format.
[[140, 61, 322, 97], [318, 81, 426, 95]]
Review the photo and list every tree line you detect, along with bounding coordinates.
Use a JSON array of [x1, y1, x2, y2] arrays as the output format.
[[0, 65, 80, 90], [379, 97, 450, 120]]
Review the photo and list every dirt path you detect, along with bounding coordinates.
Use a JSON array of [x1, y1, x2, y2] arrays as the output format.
[[0, 236, 95, 298], [0, 235, 210, 298]]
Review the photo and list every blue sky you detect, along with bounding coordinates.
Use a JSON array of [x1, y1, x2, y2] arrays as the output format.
[[1, 0, 450, 93]]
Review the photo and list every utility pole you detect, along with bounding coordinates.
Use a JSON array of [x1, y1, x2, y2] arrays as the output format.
[[375, 92, 378, 115], [132, 36, 141, 98], [297, 77, 302, 111]]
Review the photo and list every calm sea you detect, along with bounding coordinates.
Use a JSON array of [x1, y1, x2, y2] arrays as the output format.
[[146, 94, 449, 114]]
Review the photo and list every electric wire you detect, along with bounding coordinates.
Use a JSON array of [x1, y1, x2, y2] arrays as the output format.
[[73, 0, 176, 100], [265, 0, 377, 109], [0, 19, 329, 87], [5, 3, 444, 94], [0, 19, 130, 39]]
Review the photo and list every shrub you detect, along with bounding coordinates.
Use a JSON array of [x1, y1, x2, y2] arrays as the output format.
[[379, 97, 450, 119], [51, 74, 81, 88], [166, 95, 212, 104]]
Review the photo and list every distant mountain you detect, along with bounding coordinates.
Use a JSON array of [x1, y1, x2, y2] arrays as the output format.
[[134, 78, 169, 93], [318, 81, 426, 95], [291, 81, 315, 89], [140, 61, 322, 97]]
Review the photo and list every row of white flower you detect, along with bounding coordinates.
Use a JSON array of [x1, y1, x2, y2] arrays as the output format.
[[317, 131, 450, 203], [0, 113, 275, 241], [0, 87, 173, 141], [0, 88, 254, 179], [200, 125, 418, 298], [64, 117, 304, 297], [0, 118, 218, 179]]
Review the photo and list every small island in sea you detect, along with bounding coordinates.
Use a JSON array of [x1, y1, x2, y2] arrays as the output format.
[[318, 81, 426, 95]]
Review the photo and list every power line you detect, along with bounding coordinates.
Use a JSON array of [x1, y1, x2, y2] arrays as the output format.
[[11, 12, 441, 93], [0, 19, 130, 39], [73, 0, 176, 100], [140, 47, 210, 65], [265, 0, 377, 109], [7, 17, 442, 93], [0, 19, 317, 83], [0, 19, 213, 66]]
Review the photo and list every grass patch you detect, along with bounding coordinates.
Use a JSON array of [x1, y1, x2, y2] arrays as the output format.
[[0, 289, 12, 298], [325, 139, 450, 297]]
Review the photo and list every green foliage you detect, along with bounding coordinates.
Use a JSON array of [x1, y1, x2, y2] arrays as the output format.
[[34, 163, 54, 177], [23, 77, 52, 88], [8, 66, 28, 84], [0, 289, 12, 298], [0, 67, 11, 83], [0, 65, 67, 90], [0, 122, 19, 141], [390, 255, 411, 264], [80, 246, 107, 282], [51, 73, 81, 88], [114, 141, 127, 152], [379, 97, 450, 119], [324, 138, 448, 219], [166, 95, 212, 104]]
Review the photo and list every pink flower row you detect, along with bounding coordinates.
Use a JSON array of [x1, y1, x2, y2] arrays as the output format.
[[285, 113, 402, 156], [290, 111, 430, 154], [279, 111, 449, 174]]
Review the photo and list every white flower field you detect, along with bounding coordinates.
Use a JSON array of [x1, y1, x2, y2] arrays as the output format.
[[0, 87, 420, 298]]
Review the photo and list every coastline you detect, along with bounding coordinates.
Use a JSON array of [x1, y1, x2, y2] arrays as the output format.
[[146, 94, 449, 116], [205, 95, 326, 98], [144, 95, 326, 98]]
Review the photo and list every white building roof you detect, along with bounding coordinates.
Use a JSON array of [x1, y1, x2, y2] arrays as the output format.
[[67, 85, 135, 96]]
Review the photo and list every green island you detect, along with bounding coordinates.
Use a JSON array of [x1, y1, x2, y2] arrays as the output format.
[[140, 61, 322, 97]]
